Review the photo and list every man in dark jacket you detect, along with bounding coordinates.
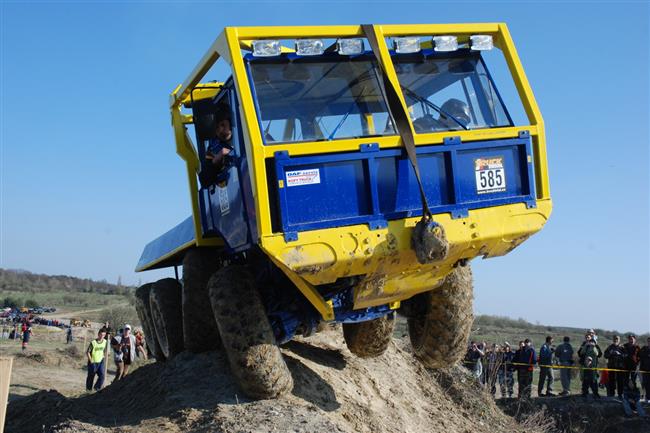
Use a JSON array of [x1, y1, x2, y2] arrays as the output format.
[[538, 336, 555, 396], [498, 343, 515, 398], [623, 334, 640, 385], [516, 338, 536, 399], [639, 337, 650, 403], [555, 336, 574, 396], [604, 335, 626, 398]]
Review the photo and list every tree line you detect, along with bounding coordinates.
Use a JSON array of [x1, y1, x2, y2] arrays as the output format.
[[0, 268, 133, 296]]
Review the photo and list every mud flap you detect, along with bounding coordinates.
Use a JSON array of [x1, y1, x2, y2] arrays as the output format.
[[411, 219, 449, 264]]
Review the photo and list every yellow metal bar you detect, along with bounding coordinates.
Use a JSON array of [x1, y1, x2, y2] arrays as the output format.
[[380, 23, 500, 36], [225, 27, 273, 239], [261, 125, 538, 157], [172, 31, 227, 109], [496, 23, 550, 199], [266, 255, 335, 321]]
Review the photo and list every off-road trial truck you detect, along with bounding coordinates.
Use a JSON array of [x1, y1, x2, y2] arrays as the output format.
[[134, 23, 552, 399]]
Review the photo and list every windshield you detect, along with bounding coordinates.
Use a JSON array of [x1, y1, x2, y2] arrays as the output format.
[[392, 51, 513, 133], [248, 56, 395, 144]]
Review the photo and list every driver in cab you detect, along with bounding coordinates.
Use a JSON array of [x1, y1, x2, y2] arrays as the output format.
[[413, 98, 472, 133], [199, 105, 233, 188]]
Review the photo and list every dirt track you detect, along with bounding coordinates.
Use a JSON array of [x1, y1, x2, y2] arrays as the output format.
[[7, 330, 521, 433], [6, 330, 650, 433]]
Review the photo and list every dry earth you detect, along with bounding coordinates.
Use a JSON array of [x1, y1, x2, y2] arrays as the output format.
[[6, 330, 533, 433], [5, 329, 650, 433]]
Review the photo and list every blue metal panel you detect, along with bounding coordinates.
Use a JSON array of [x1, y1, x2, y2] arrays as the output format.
[[136, 217, 195, 271], [272, 136, 536, 236]]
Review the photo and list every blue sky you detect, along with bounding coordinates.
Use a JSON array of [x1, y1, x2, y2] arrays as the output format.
[[1, 1, 648, 333]]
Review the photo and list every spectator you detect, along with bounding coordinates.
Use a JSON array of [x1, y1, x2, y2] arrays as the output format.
[[623, 334, 640, 385], [515, 338, 536, 399], [464, 341, 484, 380], [604, 335, 626, 399], [111, 328, 124, 382], [111, 324, 136, 381], [66, 327, 73, 344], [555, 336, 574, 396], [86, 328, 107, 392], [21, 326, 32, 351], [487, 344, 500, 395], [134, 329, 147, 360], [578, 332, 602, 399], [538, 336, 555, 397], [498, 342, 515, 398], [638, 337, 650, 403]]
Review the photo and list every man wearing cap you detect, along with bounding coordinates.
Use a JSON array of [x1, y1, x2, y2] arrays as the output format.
[[555, 336, 574, 396], [604, 335, 626, 399], [111, 324, 136, 381], [623, 334, 640, 386]]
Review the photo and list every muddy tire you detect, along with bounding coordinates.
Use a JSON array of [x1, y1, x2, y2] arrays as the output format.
[[342, 315, 395, 358], [135, 283, 166, 361], [208, 265, 293, 399], [406, 263, 474, 369], [182, 248, 222, 352], [150, 278, 184, 359]]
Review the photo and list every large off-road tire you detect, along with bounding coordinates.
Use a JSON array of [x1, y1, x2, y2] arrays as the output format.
[[208, 265, 293, 399], [342, 315, 395, 358], [135, 283, 166, 361], [182, 248, 222, 352], [149, 278, 184, 359], [406, 263, 474, 369]]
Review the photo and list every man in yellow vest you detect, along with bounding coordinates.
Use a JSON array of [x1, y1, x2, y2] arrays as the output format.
[[86, 328, 107, 391]]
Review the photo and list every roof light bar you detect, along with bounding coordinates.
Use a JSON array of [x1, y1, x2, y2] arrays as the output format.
[[295, 39, 324, 56], [337, 38, 364, 55], [433, 35, 458, 52], [252, 40, 281, 57], [470, 35, 494, 51], [393, 37, 421, 54]]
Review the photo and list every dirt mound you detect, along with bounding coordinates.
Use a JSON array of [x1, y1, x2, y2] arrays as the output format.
[[7, 331, 545, 433]]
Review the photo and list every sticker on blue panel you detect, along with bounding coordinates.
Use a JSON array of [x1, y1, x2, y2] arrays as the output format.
[[474, 156, 506, 194], [286, 168, 321, 187], [218, 186, 230, 215]]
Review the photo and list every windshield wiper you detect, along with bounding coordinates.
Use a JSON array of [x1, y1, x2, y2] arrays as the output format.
[[401, 86, 469, 130]]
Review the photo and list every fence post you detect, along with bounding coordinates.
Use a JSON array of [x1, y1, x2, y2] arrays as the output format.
[[0, 356, 13, 433]]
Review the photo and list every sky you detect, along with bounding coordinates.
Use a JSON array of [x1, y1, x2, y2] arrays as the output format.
[[1, 1, 648, 333]]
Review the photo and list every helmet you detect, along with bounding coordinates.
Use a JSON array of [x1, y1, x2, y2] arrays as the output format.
[[440, 98, 471, 127]]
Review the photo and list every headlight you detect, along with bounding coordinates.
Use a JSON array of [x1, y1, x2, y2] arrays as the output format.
[[433, 35, 458, 52], [252, 40, 281, 57], [393, 37, 421, 53], [295, 39, 324, 56], [470, 35, 493, 51], [337, 38, 364, 55]]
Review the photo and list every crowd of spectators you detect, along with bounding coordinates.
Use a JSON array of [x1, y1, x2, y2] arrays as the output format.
[[463, 330, 650, 415]]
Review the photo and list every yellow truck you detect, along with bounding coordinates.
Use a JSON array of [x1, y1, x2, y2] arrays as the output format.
[[134, 23, 551, 398]]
